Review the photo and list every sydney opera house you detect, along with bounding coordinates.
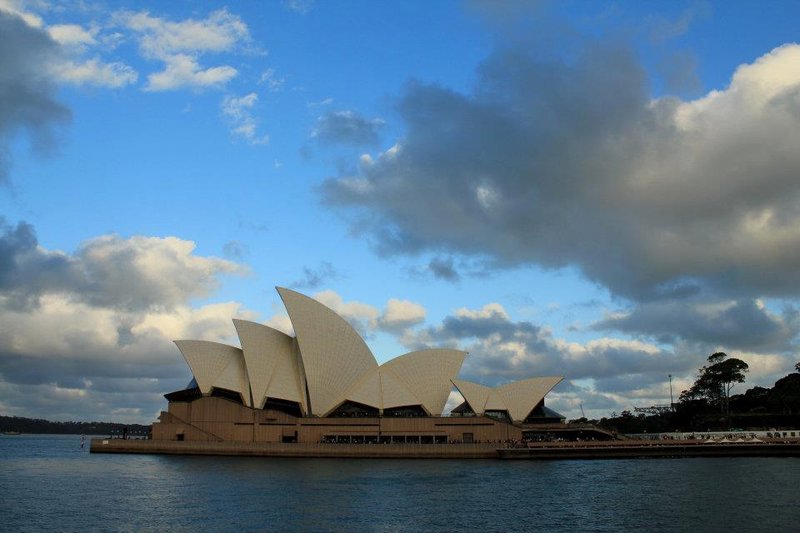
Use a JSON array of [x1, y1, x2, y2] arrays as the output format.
[[151, 287, 564, 445]]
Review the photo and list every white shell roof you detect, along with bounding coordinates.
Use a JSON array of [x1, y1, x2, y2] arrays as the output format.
[[495, 376, 564, 421], [379, 369, 423, 409], [233, 319, 305, 411], [277, 287, 379, 416], [344, 367, 382, 409], [452, 376, 563, 421], [452, 379, 491, 413], [381, 349, 467, 415], [174, 340, 252, 407]]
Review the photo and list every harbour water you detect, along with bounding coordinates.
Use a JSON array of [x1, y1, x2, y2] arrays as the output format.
[[1, 434, 798, 532]]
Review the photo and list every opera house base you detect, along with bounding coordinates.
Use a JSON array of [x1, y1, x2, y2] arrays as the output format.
[[90, 397, 800, 459], [135, 395, 535, 457]]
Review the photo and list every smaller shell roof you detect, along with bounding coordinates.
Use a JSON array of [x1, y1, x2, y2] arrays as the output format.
[[452, 376, 563, 422], [379, 369, 423, 409], [381, 349, 467, 415], [233, 319, 303, 410], [344, 367, 383, 409], [452, 379, 491, 413], [495, 377, 563, 421], [174, 340, 251, 407]]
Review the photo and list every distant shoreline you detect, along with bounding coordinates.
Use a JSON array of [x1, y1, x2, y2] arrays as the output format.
[[0, 415, 150, 436]]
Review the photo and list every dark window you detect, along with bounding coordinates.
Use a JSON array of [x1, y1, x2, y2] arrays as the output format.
[[450, 401, 475, 415], [383, 405, 427, 417], [328, 401, 379, 418], [210, 387, 244, 405], [264, 397, 303, 417], [164, 387, 202, 403], [485, 410, 511, 422]]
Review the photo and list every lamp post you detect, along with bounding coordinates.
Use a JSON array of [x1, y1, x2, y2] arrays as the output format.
[[669, 374, 674, 411]]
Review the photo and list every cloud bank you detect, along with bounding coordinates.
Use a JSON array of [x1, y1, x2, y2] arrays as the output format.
[[321, 43, 800, 304], [0, 219, 248, 422]]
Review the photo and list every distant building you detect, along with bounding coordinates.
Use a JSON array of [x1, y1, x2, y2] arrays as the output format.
[[152, 287, 564, 444]]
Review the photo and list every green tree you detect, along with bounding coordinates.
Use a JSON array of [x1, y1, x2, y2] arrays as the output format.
[[680, 352, 749, 415]]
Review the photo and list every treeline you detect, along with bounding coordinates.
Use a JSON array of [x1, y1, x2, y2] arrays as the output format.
[[588, 364, 800, 434], [0, 415, 151, 436]]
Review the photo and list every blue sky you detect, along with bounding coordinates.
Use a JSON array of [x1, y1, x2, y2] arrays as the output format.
[[2, 0, 800, 423]]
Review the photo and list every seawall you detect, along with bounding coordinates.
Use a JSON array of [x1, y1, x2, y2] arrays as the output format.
[[498, 440, 800, 459], [91, 438, 800, 459], [90, 439, 499, 458]]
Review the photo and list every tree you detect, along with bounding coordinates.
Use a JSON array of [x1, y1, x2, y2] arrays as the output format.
[[772, 372, 800, 414], [680, 352, 749, 415]]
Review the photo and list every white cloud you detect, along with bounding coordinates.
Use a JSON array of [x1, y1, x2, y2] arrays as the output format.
[[144, 54, 237, 91], [47, 23, 97, 47], [76, 233, 245, 310], [119, 8, 251, 92], [307, 97, 333, 108], [1, 6, 137, 91], [283, 0, 315, 14], [53, 57, 138, 88], [0, 0, 43, 27], [222, 91, 257, 119], [313, 289, 381, 335], [259, 68, 286, 92], [121, 9, 249, 58], [4, 7, 255, 93], [265, 313, 294, 337], [475, 183, 500, 210], [455, 303, 509, 320], [220, 92, 269, 145], [377, 298, 426, 331]]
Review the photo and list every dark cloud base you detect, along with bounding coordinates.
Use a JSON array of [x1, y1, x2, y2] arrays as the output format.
[[0, 10, 71, 183]]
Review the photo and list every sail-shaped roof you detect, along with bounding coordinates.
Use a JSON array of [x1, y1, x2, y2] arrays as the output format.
[[452, 376, 563, 421], [381, 349, 466, 415], [495, 377, 564, 421], [452, 379, 491, 414], [277, 287, 378, 416], [379, 369, 422, 409], [343, 367, 383, 409], [233, 319, 304, 410], [174, 340, 251, 407]]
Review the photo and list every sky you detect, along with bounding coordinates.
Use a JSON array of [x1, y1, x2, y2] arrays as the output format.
[[2, 0, 800, 424]]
